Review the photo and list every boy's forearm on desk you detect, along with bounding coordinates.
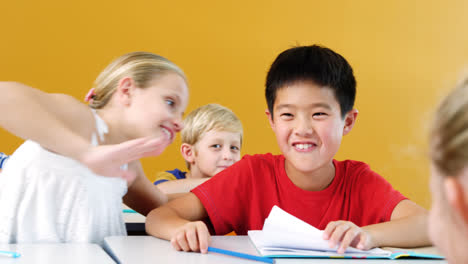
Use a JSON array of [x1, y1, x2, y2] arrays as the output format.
[[146, 206, 190, 240], [365, 213, 431, 248]]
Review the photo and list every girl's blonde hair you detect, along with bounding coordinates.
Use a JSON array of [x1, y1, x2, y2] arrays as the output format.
[[89, 52, 186, 109], [431, 78, 468, 177]]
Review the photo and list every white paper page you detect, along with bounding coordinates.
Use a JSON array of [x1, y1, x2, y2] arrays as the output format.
[[249, 206, 392, 256], [263, 206, 323, 237]]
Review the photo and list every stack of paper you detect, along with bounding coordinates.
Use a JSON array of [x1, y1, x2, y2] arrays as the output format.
[[247, 206, 444, 259]]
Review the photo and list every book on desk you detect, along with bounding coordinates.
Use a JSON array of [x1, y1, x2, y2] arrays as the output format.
[[248, 206, 444, 260]]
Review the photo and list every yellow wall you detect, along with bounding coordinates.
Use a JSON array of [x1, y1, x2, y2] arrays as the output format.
[[1, 0, 468, 208]]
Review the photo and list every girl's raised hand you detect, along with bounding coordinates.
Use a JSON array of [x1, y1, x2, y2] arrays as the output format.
[[79, 136, 171, 183]]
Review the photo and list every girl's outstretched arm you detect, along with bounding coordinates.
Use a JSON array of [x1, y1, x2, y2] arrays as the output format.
[[0, 81, 93, 160], [0, 82, 171, 179]]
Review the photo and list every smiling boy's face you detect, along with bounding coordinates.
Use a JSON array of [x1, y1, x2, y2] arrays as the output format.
[[266, 81, 357, 179]]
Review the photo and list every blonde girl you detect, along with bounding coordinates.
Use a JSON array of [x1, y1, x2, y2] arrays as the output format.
[[0, 52, 188, 244]]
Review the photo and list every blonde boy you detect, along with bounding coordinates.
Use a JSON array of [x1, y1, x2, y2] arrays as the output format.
[[154, 104, 243, 194]]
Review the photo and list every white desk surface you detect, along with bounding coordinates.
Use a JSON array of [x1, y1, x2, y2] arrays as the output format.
[[0, 243, 115, 264], [104, 235, 447, 264]]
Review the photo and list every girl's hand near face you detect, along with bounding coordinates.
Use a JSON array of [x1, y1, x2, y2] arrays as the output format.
[[79, 136, 171, 184]]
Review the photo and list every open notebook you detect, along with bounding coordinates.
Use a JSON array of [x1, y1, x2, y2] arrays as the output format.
[[247, 206, 444, 260]]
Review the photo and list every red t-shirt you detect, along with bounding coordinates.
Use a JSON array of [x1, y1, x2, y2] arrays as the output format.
[[192, 153, 406, 235]]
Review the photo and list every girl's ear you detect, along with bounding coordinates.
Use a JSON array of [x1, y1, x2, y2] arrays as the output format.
[[444, 175, 468, 227], [116, 77, 135, 106], [343, 109, 358, 136], [180, 143, 195, 164]]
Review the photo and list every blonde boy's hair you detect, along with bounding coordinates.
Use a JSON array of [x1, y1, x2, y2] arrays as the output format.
[[182, 104, 243, 169], [89, 51, 186, 109], [431, 77, 468, 177]]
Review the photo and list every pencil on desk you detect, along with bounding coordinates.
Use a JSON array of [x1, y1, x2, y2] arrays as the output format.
[[0, 250, 21, 258], [208, 246, 274, 264]]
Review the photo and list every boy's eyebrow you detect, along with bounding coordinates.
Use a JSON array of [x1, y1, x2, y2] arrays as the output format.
[[275, 103, 332, 111]]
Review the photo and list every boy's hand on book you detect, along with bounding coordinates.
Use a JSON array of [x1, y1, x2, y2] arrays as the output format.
[[322, 220, 375, 254], [170, 221, 211, 253]]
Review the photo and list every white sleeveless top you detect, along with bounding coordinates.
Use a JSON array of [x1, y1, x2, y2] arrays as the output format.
[[0, 110, 128, 245]]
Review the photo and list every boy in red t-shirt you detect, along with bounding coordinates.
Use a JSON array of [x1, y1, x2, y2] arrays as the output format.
[[146, 45, 430, 253]]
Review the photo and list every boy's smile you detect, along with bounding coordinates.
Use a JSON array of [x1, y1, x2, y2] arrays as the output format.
[[266, 81, 357, 190]]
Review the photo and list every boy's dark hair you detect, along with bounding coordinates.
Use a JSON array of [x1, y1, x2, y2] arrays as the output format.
[[265, 45, 356, 118]]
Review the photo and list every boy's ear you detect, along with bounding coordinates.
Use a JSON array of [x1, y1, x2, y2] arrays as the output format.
[[342, 109, 358, 136], [180, 143, 195, 164], [265, 109, 274, 129], [116, 77, 135, 106], [444, 175, 468, 227]]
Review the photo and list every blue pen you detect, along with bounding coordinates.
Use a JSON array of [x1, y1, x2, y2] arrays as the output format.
[[208, 246, 274, 264], [0, 250, 21, 258]]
